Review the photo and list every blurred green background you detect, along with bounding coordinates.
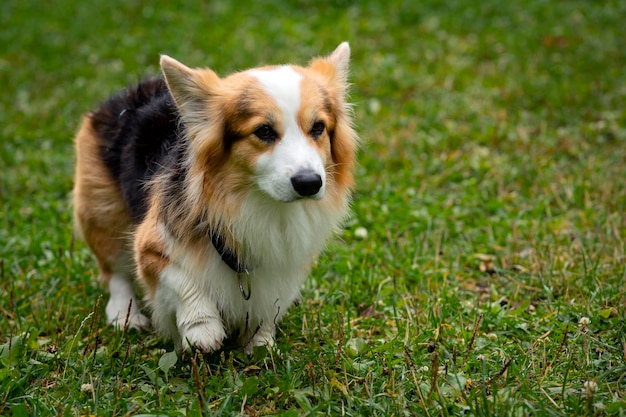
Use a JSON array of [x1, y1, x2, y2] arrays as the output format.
[[1, 0, 625, 415]]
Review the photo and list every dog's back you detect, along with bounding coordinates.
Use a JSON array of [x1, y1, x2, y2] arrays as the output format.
[[88, 78, 180, 222]]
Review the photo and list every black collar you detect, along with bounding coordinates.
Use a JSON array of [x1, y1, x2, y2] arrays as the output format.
[[211, 231, 252, 300], [210, 230, 248, 274]]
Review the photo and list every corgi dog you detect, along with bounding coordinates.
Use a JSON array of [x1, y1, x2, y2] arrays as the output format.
[[73, 43, 357, 353]]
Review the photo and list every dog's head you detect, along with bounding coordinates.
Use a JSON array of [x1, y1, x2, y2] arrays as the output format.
[[160, 43, 356, 206]]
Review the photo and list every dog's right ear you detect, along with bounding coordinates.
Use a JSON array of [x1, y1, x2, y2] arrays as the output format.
[[160, 55, 219, 120]]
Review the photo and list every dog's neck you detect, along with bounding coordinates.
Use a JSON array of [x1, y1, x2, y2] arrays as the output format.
[[210, 230, 252, 300], [210, 230, 248, 274]]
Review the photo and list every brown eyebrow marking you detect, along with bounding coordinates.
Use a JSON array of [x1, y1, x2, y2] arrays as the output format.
[[222, 87, 255, 147], [223, 86, 281, 148], [320, 86, 333, 115], [307, 78, 333, 115], [235, 88, 255, 119]]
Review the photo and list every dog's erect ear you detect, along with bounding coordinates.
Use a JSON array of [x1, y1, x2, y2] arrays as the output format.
[[160, 55, 219, 119], [309, 42, 351, 93], [327, 42, 350, 84]]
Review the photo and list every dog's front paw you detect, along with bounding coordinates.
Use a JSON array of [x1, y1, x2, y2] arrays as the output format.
[[181, 319, 226, 353]]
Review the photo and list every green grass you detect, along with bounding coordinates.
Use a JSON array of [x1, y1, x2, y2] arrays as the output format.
[[2, 0, 625, 415]]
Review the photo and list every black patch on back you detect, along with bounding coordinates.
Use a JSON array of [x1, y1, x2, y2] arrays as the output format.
[[89, 77, 183, 223]]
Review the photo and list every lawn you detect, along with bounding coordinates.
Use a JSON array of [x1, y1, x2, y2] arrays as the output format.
[[1, 0, 625, 415]]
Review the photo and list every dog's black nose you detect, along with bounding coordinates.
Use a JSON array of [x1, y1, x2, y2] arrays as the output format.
[[290, 169, 322, 197]]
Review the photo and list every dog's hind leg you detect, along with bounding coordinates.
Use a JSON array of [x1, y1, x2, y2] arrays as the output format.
[[103, 253, 150, 330], [73, 117, 149, 330], [244, 322, 275, 355]]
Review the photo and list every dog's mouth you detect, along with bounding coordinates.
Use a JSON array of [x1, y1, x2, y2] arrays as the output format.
[[290, 193, 324, 203], [278, 191, 324, 204]]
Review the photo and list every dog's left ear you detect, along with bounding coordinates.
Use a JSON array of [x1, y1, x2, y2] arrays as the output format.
[[309, 42, 351, 89]]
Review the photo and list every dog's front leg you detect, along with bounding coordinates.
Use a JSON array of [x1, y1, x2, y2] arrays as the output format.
[[155, 263, 226, 353]]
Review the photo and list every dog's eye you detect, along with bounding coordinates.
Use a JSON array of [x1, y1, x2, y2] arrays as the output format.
[[310, 121, 326, 139], [254, 124, 278, 143]]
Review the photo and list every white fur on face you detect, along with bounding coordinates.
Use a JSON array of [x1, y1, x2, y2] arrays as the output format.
[[249, 66, 326, 202]]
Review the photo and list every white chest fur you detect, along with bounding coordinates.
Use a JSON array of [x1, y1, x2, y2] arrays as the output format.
[[152, 190, 347, 351]]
